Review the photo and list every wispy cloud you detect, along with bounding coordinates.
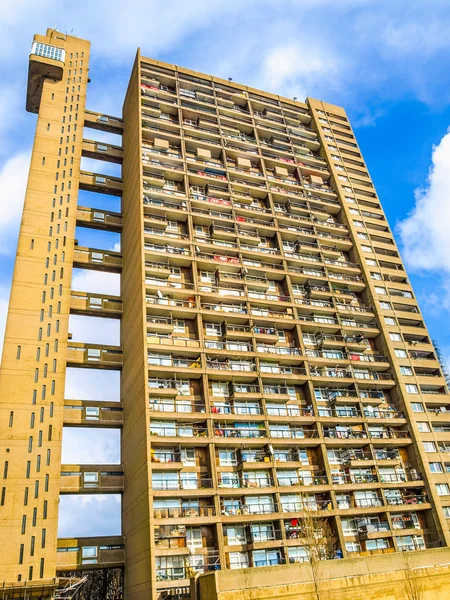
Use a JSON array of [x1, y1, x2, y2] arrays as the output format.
[[0, 151, 30, 255], [58, 494, 121, 537], [397, 129, 450, 307]]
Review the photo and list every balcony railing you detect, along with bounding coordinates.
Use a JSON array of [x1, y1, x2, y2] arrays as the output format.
[[153, 506, 216, 519]]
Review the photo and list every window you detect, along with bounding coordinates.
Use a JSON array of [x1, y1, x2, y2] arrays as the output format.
[[357, 232, 369, 240], [416, 421, 430, 432], [406, 384, 418, 394], [229, 552, 249, 569], [395, 349, 407, 358], [389, 333, 401, 341], [379, 301, 392, 310], [219, 449, 237, 466], [423, 441, 437, 453], [362, 245, 373, 253], [371, 272, 382, 280], [374, 286, 386, 295], [429, 462, 443, 473], [436, 483, 450, 496], [385, 317, 396, 325], [345, 541, 362, 553], [341, 518, 358, 535], [212, 381, 229, 397], [206, 322, 221, 336], [411, 402, 424, 412], [400, 366, 413, 376], [31, 42, 65, 62], [82, 407, 99, 422], [366, 258, 377, 266]]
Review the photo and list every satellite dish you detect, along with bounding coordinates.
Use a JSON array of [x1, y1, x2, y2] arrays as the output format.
[[367, 405, 374, 413], [157, 289, 164, 298]]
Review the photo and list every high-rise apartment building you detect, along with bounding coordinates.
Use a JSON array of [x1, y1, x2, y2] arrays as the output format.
[[1, 28, 450, 600]]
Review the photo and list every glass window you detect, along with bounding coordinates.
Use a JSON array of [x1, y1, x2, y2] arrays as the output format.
[[436, 483, 450, 496], [423, 441, 437, 452], [31, 42, 65, 62], [429, 462, 443, 473], [206, 322, 222, 336], [411, 402, 424, 412], [384, 317, 396, 325], [416, 422, 430, 432], [229, 552, 249, 569], [400, 366, 413, 376], [389, 333, 401, 341], [406, 384, 418, 394], [345, 541, 361, 553], [395, 349, 407, 358], [374, 286, 386, 295], [366, 258, 377, 266]]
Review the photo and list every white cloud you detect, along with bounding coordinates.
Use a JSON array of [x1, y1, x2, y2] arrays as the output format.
[[260, 41, 340, 100], [0, 151, 30, 255], [58, 494, 121, 537], [71, 269, 121, 295], [397, 128, 450, 309], [69, 314, 120, 345], [62, 427, 121, 464], [65, 367, 120, 401], [398, 129, 450, 272], [0, 284, 11, 363]]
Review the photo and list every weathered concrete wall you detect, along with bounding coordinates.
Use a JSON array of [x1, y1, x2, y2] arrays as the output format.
[[195, 548, 450, 600]]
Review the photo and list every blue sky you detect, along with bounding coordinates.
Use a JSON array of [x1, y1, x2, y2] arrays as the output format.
[[1, 0, 450, 536]]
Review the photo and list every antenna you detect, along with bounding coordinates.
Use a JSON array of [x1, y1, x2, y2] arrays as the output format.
[[432, 339, 450, 388]]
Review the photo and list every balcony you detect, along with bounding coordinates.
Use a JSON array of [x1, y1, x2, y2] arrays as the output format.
[[357, 522, 391, 539], [150, 423, 208, 439], [153, 505, 216, 519], [354, 372, 395, 387], [363, 408, 405, 421], [323, 428, 367, 441], [214, 424, 266, 439], [310, 368, 353, 380], [340, 450, 374, 466], [60, 465, 124, 493], [277, 472, 328, 487], [378, 471, 421, 484], [148, 356, 201, 372], [269, 426, 318, 440], [152, 477, 213, 491], [79, 171, 123, 196], [66, 343, 123, 370], [260, 365, 308, 378], [206, 360, 256, 375], [149, 399, 206, 415], [221, 502, 278, 517], [385, 493, 429, 507], [63, 400, 123, 428], [76, 206, 122, 232], [57, 536, 125, 571], [146, 296, 196, 313], [368, 429, 411, 444], [70, 291, 122, 319], [73, 246, 122, 273]]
